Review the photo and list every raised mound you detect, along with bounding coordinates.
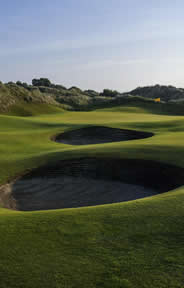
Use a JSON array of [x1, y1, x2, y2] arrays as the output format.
[[1, 158, 184, 211], [53, 126, 154, 145]]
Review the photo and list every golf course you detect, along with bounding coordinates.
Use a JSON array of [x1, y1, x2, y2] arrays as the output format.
[[0, 101, 184, 288]]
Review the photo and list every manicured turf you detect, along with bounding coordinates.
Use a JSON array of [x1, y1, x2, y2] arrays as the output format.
[[0, 105, 184, 287]]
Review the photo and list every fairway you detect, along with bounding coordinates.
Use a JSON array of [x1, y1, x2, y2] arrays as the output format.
[[2, 0, 184, 286], [1, 106, 184, 287]]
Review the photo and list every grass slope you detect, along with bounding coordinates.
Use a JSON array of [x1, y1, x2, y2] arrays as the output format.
[[0, 106, 184, 287], [3, 102, 65, 116]]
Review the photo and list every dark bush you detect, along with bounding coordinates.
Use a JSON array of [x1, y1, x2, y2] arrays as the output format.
[[32, 78, 52, 87], [100, 89, 118, 98]]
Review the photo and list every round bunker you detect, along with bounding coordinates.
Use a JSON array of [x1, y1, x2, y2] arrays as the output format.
[[53, 126, 154, 145], [1, 158, 184, 211]]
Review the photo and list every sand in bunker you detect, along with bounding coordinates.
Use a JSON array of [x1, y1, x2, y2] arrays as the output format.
[[1, 157, 184, 211], [54, 126, 154, 145], [1, 176, 158, 211]]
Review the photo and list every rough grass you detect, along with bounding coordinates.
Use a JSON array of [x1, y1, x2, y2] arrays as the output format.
[[0, 105, 184, 287], [3, 102, 65, 116]]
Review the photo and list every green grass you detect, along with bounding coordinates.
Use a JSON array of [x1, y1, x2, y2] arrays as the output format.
[[1, 105, 184, 287]]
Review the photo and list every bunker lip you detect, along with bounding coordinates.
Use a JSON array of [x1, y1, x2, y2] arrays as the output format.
[[1, 158, 184, 212], [52, 126, 154, 145]]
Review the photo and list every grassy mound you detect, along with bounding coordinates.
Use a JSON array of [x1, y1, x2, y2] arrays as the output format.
[[0, 82, 66, 116]]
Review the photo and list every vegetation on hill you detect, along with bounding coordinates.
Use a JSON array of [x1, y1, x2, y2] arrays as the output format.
[[0, 81, 64, 116], [2, 79, 184, 116], [0, 78, 108, 114], [130, 84, 184, 102]]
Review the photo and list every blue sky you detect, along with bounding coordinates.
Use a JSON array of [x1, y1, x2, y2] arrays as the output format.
[[1, 0, 184, 91]]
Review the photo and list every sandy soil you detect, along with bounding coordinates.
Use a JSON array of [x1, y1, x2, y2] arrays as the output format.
[[0, 184, 17, 209]]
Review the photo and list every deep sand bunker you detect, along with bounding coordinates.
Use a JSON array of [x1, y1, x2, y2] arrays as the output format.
[[54, 126, 154, 145], [1, 158, 184, 211]]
